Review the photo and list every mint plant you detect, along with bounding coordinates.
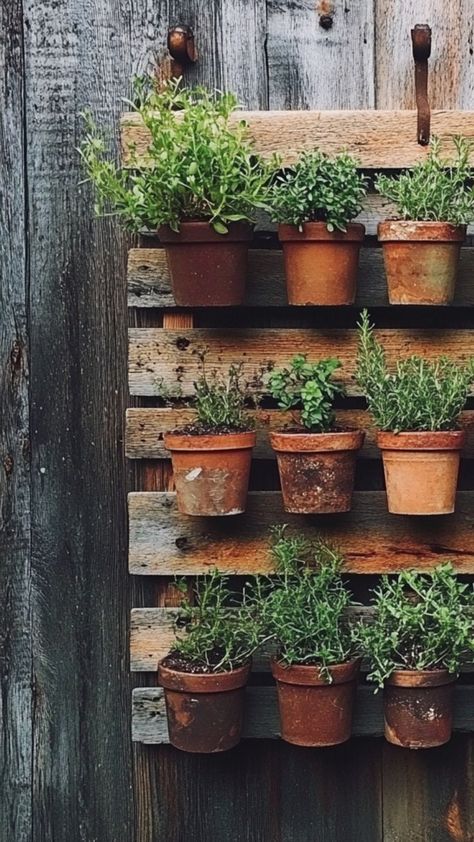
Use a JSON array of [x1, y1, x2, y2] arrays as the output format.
[[170, 570, 262, 672], [268, 355, 345, 431], [355, 564, 474, 688], [79, 77, 277, 233], [271, 149, 367, 232], [375, 136, 474, 225], [356, 309, 474, 432]]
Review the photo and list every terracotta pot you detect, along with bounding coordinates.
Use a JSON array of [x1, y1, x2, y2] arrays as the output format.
[[377, 430, 465, 515], [159, 661, 251, 753], [278, 222, 365, 305], [270, 429, 364, 513], [384, 669, 455, 749], [378, 221, 466, 305], [164, 430, 256, 516], [271, 658, 361, 746], [158, 221, 253, 306]]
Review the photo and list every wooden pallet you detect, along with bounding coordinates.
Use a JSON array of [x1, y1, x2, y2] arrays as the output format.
[[125, 110, 474, 744]]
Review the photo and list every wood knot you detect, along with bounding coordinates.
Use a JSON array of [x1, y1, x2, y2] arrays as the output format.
[[3, 454, 14, 476], [10, 340, 22, 370], [176, 337, 190, 351]]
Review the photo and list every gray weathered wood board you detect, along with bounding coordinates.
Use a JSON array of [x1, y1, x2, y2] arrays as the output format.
[[132, 685, 474, 743]]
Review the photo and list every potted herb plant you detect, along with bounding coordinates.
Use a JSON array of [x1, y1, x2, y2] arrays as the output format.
[[271, 150, 368, 305], [79, 78, 276, 306], [355, 564, 474, 749], [356, 310, 473, 515], [252, 528, 360, 746], [159, 570, 261, 753], [164, 357, 256, 516], [376, 137, 474, 304], [268, 355, 364, 513]]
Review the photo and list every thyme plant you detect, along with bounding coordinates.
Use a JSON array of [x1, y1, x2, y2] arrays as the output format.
[[375, 136, 474, 225], [268, 355, 345, 432], [271, 150, 367, 232], [355, 564, 474, 688], [171, 570, 261, 672], [79, 77, 277, 233], [191, 356, 254, 431], [251, 527, 356, 680], [356, 310, 474, 432]]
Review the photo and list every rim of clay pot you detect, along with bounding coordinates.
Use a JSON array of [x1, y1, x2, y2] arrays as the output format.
[[378, 220, 466, 243], [271, 657, 361, 686], [278, 222, 365, 242], [376, 430, 465, 451], [270, 429, 365, 453], [386, 668, 455, 688], [158, 221, 254, 244], [158, 660, 251, 693], [164, 430, 256, 452]]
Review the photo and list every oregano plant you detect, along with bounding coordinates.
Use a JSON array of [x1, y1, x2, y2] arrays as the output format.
[[268, 355, 345, 431]]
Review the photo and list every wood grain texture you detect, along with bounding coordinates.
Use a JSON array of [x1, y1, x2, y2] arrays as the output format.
[[129, 327, 474, 397], [121, 110, 474, 168], [132, 685, 474, 743], [128, 491, 474, 575], [24, 1, 133, 840], [0, 3, 32, 841], [266, 0, 375, 109], [375, 0, 474, 110], [127, 246, 474, 308]]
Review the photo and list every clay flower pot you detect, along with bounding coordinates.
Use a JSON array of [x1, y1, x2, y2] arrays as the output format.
[[378, 221, 466, 305], [158, 661, 251, 753], [278, 222, 365, 305], [158, 221, 253, 306], [164, 430, 256, 516], [377, 430, 465, 515], [384, 669, 455, 749], [270, 429, 364, 513], [271, 658, 361, 747]]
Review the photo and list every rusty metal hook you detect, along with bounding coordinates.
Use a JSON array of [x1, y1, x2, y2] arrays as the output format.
[[167, 25, 197, 67], [411, 24, 431, 146]]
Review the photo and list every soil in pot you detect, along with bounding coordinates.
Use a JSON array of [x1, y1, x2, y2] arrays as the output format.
[[278, 222, 365, 305], [384, 669, 455, 749], [158, 221, 253, 306], [271, 658, 361, 747], [159, 657, 251, 753], [164, 427, 256, 516], [270, 429, 364, 514], [377, 430, 465, 515], [378, 221, 466, 305]]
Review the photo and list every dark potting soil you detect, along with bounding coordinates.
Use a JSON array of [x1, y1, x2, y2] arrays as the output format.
[[170, 423, 254, 436], [278, 426, 355, 434], [162, 650, 247, 674]]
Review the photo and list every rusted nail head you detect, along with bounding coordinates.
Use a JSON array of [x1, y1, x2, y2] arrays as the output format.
[[319, 14, 333, 30]]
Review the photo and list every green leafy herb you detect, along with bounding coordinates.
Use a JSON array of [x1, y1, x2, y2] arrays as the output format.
[[375, 136, 474, 225], [268, 355, 345, 431], [79, 77, 278, 233], [354, 564, 474, 688], [355, 310, 474, 432], [250, 526, 357, 680], [172, 570, 261, 672], [270, 149, 368, 232]]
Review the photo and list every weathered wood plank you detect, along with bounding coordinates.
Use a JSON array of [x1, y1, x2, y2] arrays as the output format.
[[127, 246, 474, 308], [266, 0, 375, 109], [0, 3, 32, 841], [129, 327, 474, 397], [121, 110, 474, 169], [128, 491, 474, 576], [375, 0, 474, 110], [132, 685, 474, 743], [125, 407, 474, 460], [24, 1, 133, 840]]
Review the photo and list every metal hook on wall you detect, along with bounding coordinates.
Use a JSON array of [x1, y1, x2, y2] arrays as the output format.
[[411, 24, 432, 146], [167, 25, 197, 77]]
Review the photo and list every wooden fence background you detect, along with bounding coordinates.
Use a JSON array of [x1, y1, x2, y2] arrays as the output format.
[[1, 2, 474, 841]]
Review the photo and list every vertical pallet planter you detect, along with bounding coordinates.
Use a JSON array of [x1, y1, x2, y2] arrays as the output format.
[[125, 110, 474, 744]]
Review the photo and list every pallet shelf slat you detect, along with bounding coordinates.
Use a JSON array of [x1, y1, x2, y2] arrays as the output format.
[[121, 110, 474, 169], [132, 685, 474, 743], [129, 328, 474, 397], [128, 491, 474, 576], [128, 247, 474, 308]]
